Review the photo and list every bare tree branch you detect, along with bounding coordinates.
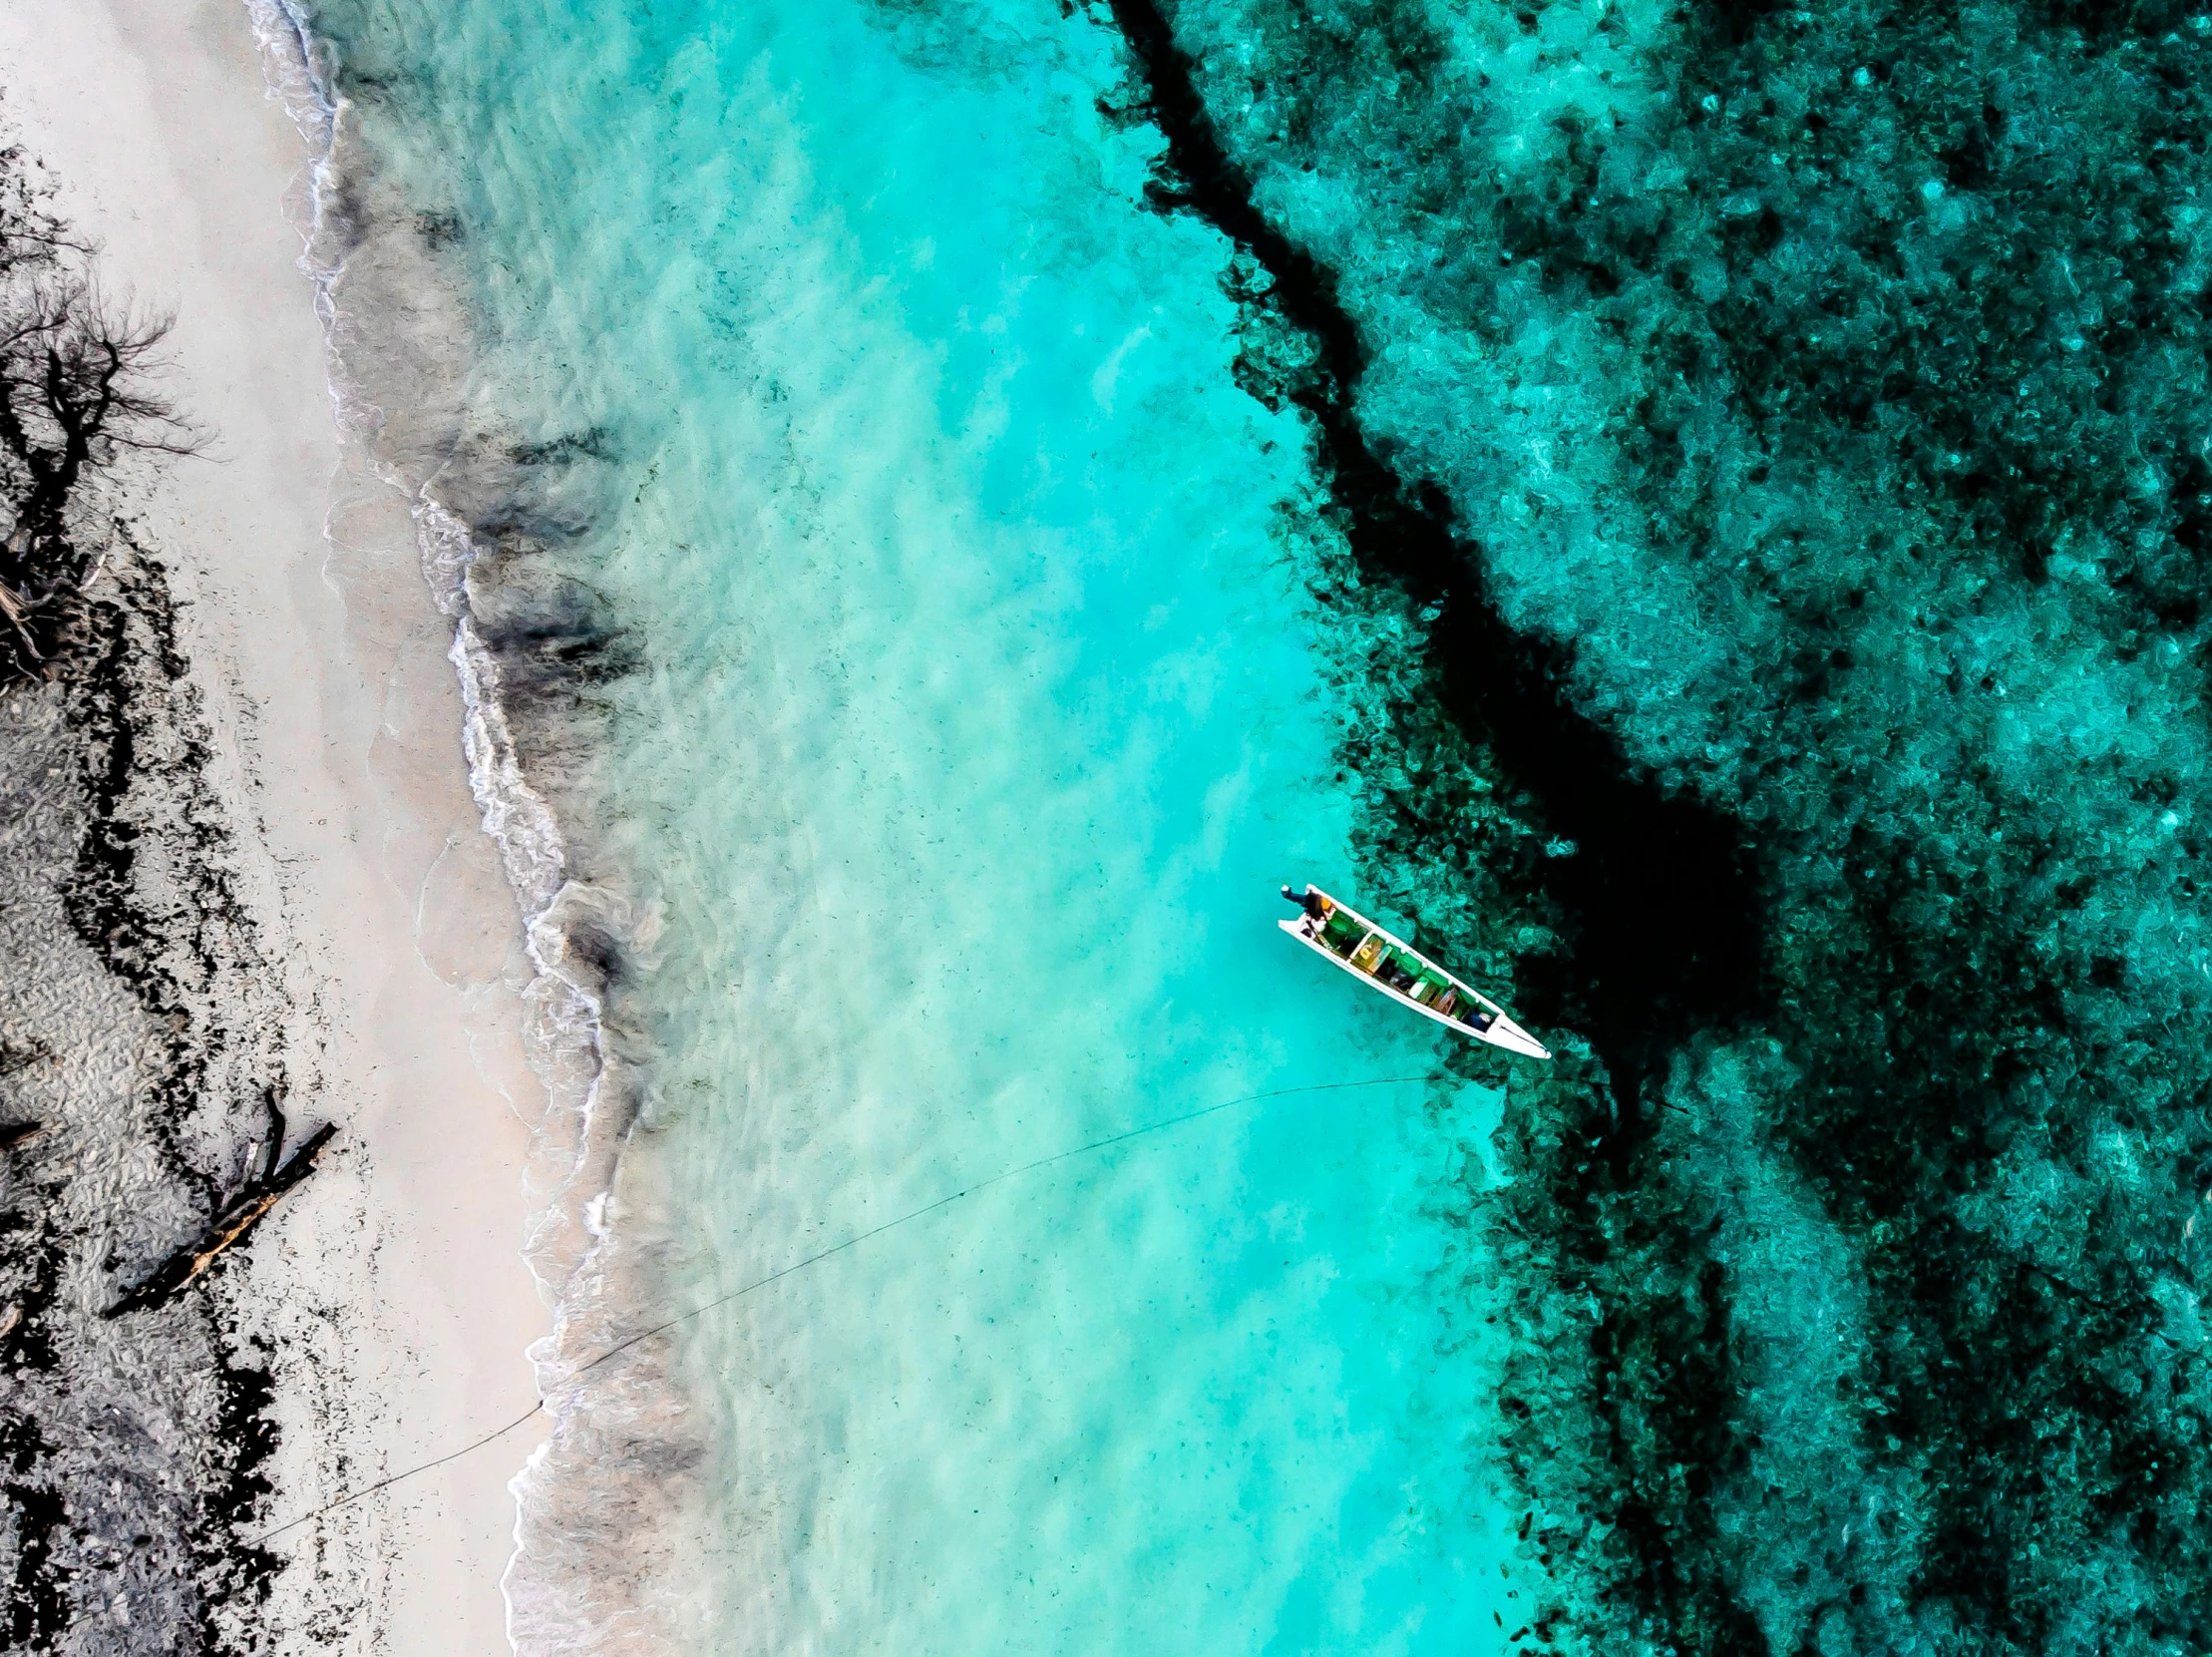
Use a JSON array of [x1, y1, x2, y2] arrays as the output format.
[[0, 267, 205, 679]]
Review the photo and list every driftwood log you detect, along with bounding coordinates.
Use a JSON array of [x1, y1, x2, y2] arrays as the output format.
[[0, 1038, 51, 1080], [102, 1123, 336, 1318]]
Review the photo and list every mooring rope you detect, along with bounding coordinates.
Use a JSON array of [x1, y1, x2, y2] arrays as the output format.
[[247, 1070, 1442, 1545]]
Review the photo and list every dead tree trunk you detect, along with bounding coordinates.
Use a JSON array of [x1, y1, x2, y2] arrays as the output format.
[[0, 261, 201, 679], [102, 1123, 337, 1319]]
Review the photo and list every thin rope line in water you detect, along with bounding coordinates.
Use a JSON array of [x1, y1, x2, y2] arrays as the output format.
[[248, 1070, 1438, 1545]]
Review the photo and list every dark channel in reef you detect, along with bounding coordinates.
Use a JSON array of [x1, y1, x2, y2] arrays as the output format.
[[1103, 0, 1767, 1103], [1101, 1, 1775, 1647], [1104, 0, 2212, 1652]]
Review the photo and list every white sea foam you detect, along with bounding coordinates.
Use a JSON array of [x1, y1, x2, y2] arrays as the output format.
[[442, 521, 674, 1653], [240, 6, 683, 1649], [244, 0, 331, 158]]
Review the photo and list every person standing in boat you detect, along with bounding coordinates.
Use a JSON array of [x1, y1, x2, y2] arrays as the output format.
[[1282, 884, 1329, 925]]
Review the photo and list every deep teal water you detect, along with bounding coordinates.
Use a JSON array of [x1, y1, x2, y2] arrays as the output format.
[[292, 0, 2212, 1652]]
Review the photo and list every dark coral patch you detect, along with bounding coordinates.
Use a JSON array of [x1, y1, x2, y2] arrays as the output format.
[[1113, 0, 2212, 1650]]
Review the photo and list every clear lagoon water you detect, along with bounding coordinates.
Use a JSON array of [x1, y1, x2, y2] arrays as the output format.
[[287, 0, 2212, 1652], [292, 0, 1528, 1648]]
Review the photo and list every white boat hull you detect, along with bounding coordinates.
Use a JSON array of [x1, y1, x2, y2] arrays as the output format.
[[1279, 888, 1551, 1059]]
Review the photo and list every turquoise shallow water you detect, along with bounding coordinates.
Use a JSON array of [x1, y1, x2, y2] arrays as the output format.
[[295, 0, 1527, 1648], [292, 0, 2212, 1650]]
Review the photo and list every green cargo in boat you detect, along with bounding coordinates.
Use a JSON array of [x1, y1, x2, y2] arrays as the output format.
[[1277, 884, 1551, 1059]]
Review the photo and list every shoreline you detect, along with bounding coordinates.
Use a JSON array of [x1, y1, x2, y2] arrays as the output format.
[[274, 8, 691, 1641], [0, 0, 550, 1646]]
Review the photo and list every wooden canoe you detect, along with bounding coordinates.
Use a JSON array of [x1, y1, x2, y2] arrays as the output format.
[[1280, 885, 1550, 1059]]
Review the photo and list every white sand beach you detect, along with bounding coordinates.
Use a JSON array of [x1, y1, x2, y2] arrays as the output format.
[[0, 0, 546, 1647]]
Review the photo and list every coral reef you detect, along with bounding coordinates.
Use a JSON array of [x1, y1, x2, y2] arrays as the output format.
[[1113, 0, 2212, 1650]]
